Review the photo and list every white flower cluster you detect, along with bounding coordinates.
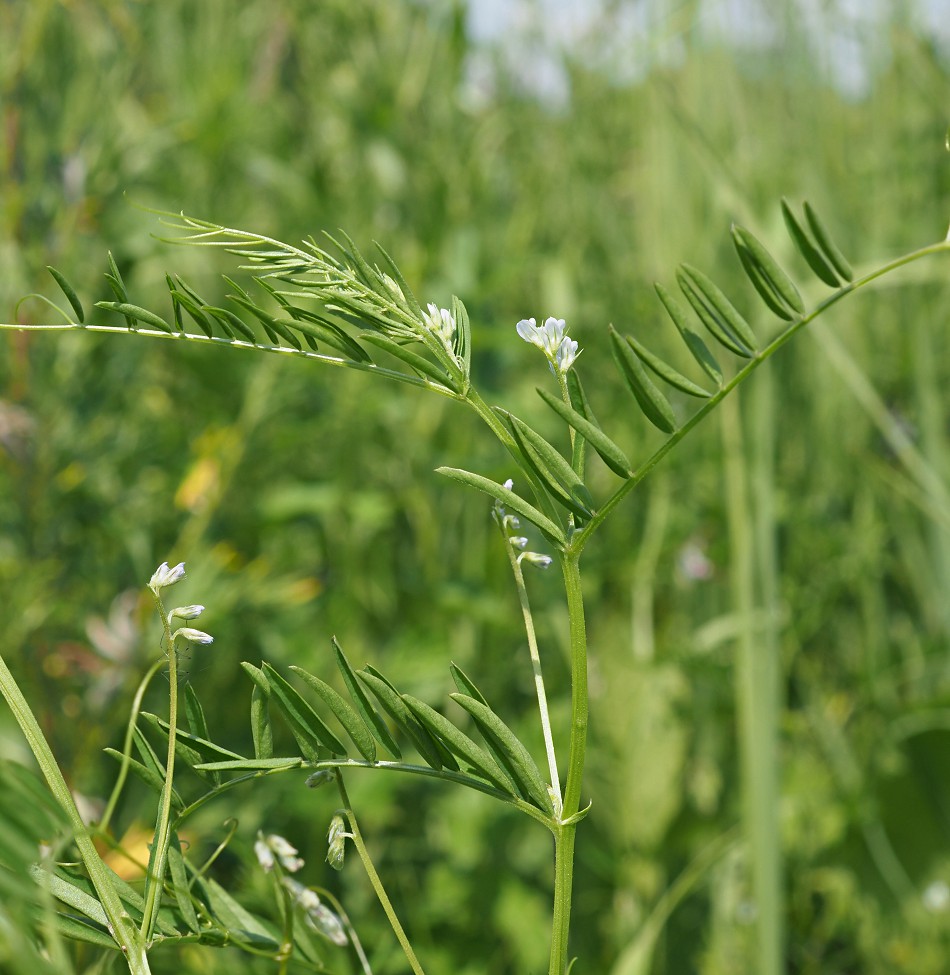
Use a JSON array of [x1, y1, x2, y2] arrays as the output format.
[[282, 878, 348, 946], [494, 480, 553, 569], [423, 302, 457, 355], [148, 562, 214, 645], [254, 831, 348, 945], [254, 832, 305, 873], [516, 317, 579, 375]]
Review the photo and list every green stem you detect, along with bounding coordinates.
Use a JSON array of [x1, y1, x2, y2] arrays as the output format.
[[335, 774, 427, 975], [140, 599, 178, 941], [499, 515, 562, 807], [548, 550, 588, 975], [99, 657, 166, 835], [0, 653, 151, 973]]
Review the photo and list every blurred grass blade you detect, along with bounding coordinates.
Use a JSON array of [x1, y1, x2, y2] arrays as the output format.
[[780, 198, 840, 286], [29, 867, 109, 927], [45, 267, 84, 323], [435, 467, 565, 542], [333, 638, 401, 759], [654, 283, 723, 386], [290, 665, 377, 762], [804, 201, 854, 281], [731, 225, 804, 320], [609, 325, 677, 434]]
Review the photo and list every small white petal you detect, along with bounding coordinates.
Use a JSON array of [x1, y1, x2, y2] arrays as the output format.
[[519, 552, 553, 569], [149, 561, 186, 590], [516, 318, 544, 347], [254, 838, 276, 872], [540, 317, 567, 355], [555, 336, 580, 373], [173, 627, 214, 645], [503, 478, 514, 491], [509, 536, 529, 549], [170, 604, 204, 620]]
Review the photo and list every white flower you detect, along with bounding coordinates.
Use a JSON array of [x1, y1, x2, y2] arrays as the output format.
[[172, 627, 214, 645], [149, 561, 186, 592], [255, 832, 305, 873], [282, 878, 348, 946], [515, 317, 580, 375], [509, 536, 528, 549], [503, 478, 514, 491], [555, 336, 579, 372], [253, 837, 275, 872], [423, 302, 456, 353], [169, 604, 204, 621], [518, 551, 553, 569], [381, 273, 405, 302]]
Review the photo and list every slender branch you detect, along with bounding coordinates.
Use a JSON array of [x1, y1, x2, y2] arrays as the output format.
[[0, 320, 460, 397], [498, 517, 562, 809], [98, 657, 166, 835], [335, 774, 427, 975]]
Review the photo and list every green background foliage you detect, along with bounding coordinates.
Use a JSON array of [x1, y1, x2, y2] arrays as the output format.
[[2, 1, 949, 972]]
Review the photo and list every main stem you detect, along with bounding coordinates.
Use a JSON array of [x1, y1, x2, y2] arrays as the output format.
[[548, 550, 588, 975]]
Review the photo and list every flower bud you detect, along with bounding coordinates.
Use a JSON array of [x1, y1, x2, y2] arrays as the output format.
[[172, 627, 214, 645], [149, 561, 186, 592], [169, 604, 204, 620], [327, 813, 347, 871]]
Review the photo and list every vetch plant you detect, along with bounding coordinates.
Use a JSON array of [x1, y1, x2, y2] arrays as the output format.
[[2, 197, 949, 973]]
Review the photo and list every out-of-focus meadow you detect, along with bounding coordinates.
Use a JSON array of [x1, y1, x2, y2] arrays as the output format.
[[2, 2, 950, 972]]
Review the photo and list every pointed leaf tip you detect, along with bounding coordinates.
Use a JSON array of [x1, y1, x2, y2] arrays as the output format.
[[609, 326, 677, 434]]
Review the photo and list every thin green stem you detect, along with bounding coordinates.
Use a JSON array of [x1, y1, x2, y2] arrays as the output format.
[[498, 516, 562, 808], [140, 598, 178, 942], [98, 657, 166, 835], [0, 320, 461, 397], [335, 774, 427, 975]]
